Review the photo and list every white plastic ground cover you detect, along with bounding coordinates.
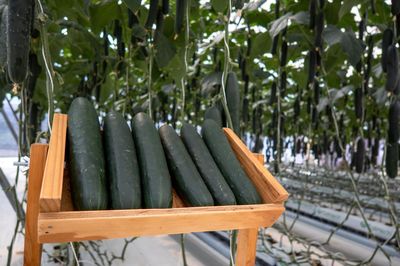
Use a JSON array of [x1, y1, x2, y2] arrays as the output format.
[[282, 178, 400, 212], [285, 199, 396, 242]]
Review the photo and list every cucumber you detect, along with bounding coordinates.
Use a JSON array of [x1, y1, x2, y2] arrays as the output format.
[[386, 142, 398, 179], [204, 105, 222, 127], [132, 112, 172, 208], [355, 138, 365, 174], [68, 97, 108, 210], [180, 123, 236, 205], [226, 72, 240, 135], [386, 45, 399, 92], [201, 119, 261, 205], [388, 100, 400, 143], [382, 29, 394, 73], [145, 0, 159, 29], [159, 124, 214, 207], [175, 0, 187, 35], [162, 0, 169, 14], [280, 41, 288, 67], [0, 6, 7, 69], [7, 0, 33, 83], [103, 111, 141, 209]]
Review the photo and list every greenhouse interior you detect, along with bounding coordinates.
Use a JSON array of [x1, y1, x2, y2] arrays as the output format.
[[0, 0, 399, 265]]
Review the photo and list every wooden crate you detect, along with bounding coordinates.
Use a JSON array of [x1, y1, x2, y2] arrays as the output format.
[[24, 113, 288, 266]]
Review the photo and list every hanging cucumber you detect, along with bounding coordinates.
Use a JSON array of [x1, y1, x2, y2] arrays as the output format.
[[355, 138, 365, 174], [308, 49, 316, 84], [181, 123, 236, 205], [385, 45, 399, 92], [391, 0, 400, 16], [381, 29, 394, 73], [162, 0, 169, 15], [314, 11, 324, 49], [280, 71, 287, 97], [309, 0, 316, 29], [104, 111, 141, 209], [205, 105, 223, 127], [7, 0, 33, 84], [226, 72, 240, 135], [280, 41, 288, 67], [388, 100, 400, 143], [68, 97, 108, 210], [175, 0, 187, 35], [201, 119, 261, 205], [269, 81, 277, 105], [132, 112, 172, 208], [159, 124, 214, 207], [386, 142, 398, 178], [354, 87, 363, 119], [145, 0, 159, 29], [0, 6, 7, 69]]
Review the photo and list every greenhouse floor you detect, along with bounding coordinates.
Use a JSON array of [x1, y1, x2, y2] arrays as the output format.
[[0, 157, 227, 266]]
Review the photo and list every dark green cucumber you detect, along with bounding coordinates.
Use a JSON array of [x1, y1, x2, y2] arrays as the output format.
[[204, 105, 222, 127], [386, 142, 398, 179], [355, 138, 365, 174], [7, 0, 33, 83], [201, 119, 261, 205], [280, 41, 288, 67], [382, 29, 394, 73], [162, 0, 169, 14], [68, 97, 108, 210], [386, 45, 399, 92], [388, 100, 400, 143], [391, 0, 400, 16], [0, 6, 7, 69], [145, 0, 159, 29], [175, 0, 187, 35], [159, 124, 214, 207], [226, 72, 240, 135], [103, 111, 141, 209], [132, 112, 172, 208], [180, 123, 236, 205]]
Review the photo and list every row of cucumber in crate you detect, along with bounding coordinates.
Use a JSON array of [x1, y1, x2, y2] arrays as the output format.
[[67, 97, 262, 210]]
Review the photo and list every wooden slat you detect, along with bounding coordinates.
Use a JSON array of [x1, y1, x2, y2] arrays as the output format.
[[38, 204, 284, 243], [236, 228, 258, 266], [24, 144, 49, 266], [40, 114, 68, 212], [253, 153, 264, 165], [224, 128, 289, 204]]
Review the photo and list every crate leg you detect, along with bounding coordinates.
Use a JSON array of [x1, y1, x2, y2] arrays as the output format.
[[24, 144, 48, 266], [236, 228, 258, 266]]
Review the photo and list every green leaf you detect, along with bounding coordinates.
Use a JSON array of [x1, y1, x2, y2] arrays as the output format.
[[269, 12, 292, 37], [89, 1, 119, 33], [340, 31, 363, 67], [250, 32, 271, 58], [155, 33, 177, 68], [339, 0, 360, 19], [323, 25, 343, 46], [211, 0, 227, 13], [123, 0, 141, 12], [201, 72, 222, 96], [291, 11, 309, 25]]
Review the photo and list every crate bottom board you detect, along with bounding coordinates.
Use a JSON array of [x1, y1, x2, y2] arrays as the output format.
[[38, 204, 285, 243]]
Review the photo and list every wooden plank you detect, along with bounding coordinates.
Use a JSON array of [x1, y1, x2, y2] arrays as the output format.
[[24, 144, 49, 266], [40, 114, 68, 212], [253, 153, 264, 165], [224, 128, 289, 204], [38, 204, 284, 243], [236, 228, 258, 266]]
